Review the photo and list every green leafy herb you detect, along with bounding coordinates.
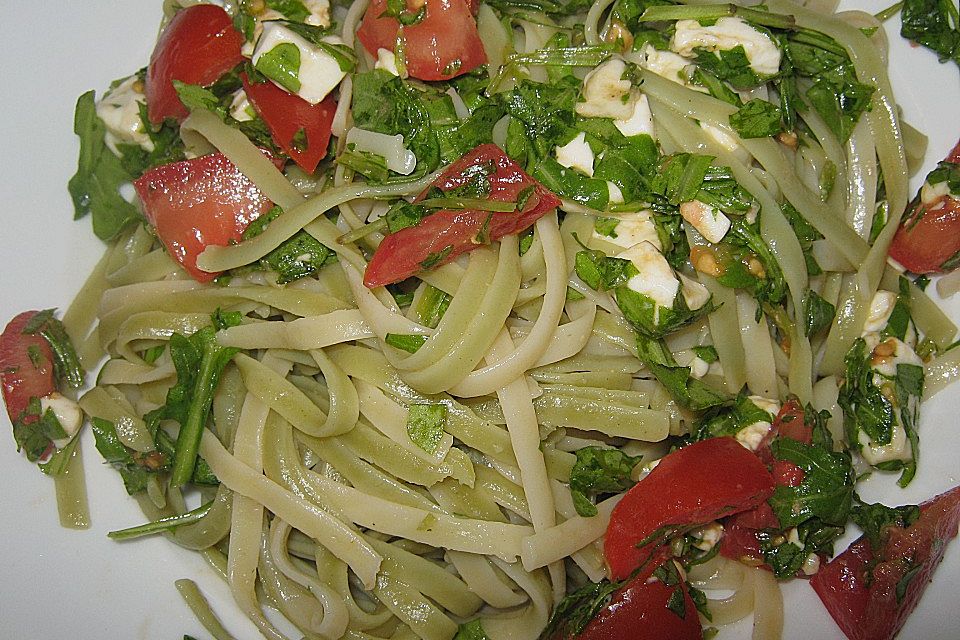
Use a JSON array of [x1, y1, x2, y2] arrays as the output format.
[[453, 619, 489, 640], [695, 394, 776, 441], [636, 335, 729, 411], [569, 446, 642, 517], [574, 250, 636, 291], [694, 46, 763, 89], [900, 0, 960, 68], [108, 500, 214, 540], [768, 438, 854, 528], [839, 338, 895, 447], [415, 285, 452, 328], [803, 290, 836, 337], [90, 417, 168, 495], [68, 91, 140, 240], [22, 309, 84, 389], [406, 403, 448, 454], [541, 576, 625, 638], [851, 497, 920, 552], [242, 206, 337, 282], [729, 99, 782, 138], [692, 345, 719, 364], [781, 201, 823, 276], [173, 81, 228, 119]]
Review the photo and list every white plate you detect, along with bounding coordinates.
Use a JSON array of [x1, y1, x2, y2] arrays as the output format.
[[0, 2, 957, 639]]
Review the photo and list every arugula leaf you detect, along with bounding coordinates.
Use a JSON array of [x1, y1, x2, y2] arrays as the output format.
[[851, 497, 920, 552], [173, 81, 229, 119], [574, 250, 636, 291], [719, 218, 788, 307], [615, 282, 714, 339], [68, 91, 140, 240], [695, 394, 775, 441], [406, 403, 448, 454], [90, 417, 168, 495], [839, 338, 895, 447], [694, 46, 763, 89], [12, 401, 68, 463], [569, 446, 642, 517], [352, 71, 440, 177], [503, 77, 579, 167], [453, 619, 489, 640], [415, 284, 452, 328], [758, 518, 844, 579], [729, 99, 782, 139], [636, 335, 729, 411], [255, 42, 302, 93], [116, 102, 186, 176], [22, 309, 84, 389], [900, 0, 960, 68], [802, 290, 836, 337], [242, 206, 337, 282], [768, 438, 854, 528], [781, 201, 823, 276], [266, 0, 311, 22], [107, 500, 214, 541], [541, 576, 626, 638], [160, 311, 243, 486], [692, 345, 719, 364]]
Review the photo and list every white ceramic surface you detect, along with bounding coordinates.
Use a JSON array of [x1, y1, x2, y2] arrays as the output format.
[[0, 2, 957, 639]]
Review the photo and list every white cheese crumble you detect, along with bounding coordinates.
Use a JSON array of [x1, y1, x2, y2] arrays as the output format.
[[690, 522, 724, 551], [735, 396, 780, 451], [575, 58, 635, 120], [555, 132, 595, 177], [920, 179, 952, 206], [689, 356, 710, 379], [619, 241, 681, 310], [229, 89, 255, 123], [633, 44, 693, 85], [862, 290, 898, 335], [591, 210, 662, 250], [802, 553, 821, 576], [40, 393, 83, 449], [252, 22, 347, 104], [607, 181, 625, 204], [671, 17, 782, 76], [680, 199, 731, 244], [375, 48, 401, 76], [345, 127, 417, 175], [613, 93, 655, 138], [679, 273, 711, 310], [96, 76, 152, 154]]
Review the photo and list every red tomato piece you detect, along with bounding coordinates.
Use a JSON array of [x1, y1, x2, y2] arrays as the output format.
[[242, 75, 336, 174], [356, 0, 487, 81], [363, 144, 561, 288], [133, 153, 277, 282], [811, 485, 960, 640], [604, 437, 776, 581], [888, 140, 960, 274], [565, 568, 703, 640], [146, 5, 245, 123], [0, 312, 56, 425]]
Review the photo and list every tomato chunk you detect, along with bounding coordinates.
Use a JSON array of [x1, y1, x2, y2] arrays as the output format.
[[356, 0, 487, 81], [888, 140, 960, 273], [363, 144, 560, 288], [146, 5, 245, 123], [604, 437, 775, 580], [242, 75, 336, 174], [133, 153, 276, 282], [811, 485, 960, 640], [0, 311, 56, 425]]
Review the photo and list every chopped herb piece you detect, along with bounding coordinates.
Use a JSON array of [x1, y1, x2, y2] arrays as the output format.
[[803, 290, 837, 337], [569, 446, 642, 517], [406, 403, 448, 453], [385, 333, 427, 353], [729, 99, 782, 138]]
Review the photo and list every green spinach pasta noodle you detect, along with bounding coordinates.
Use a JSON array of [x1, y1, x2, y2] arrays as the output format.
[[27, 0, 960, 637]]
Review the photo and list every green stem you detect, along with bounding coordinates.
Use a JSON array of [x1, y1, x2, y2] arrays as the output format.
[[874, 1, 903, 21], [337, 218, 388, 244], [170, 348, 223, 487], [638, 4, 797, 30], [417, 197, 519, 212], [108, 501, 213, 540]]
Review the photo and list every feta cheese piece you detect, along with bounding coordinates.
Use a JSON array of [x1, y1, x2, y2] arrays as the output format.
[[735, 396, 780, 451], [802, 552, 821, 576], [607, 181, 625, 204], [575, 58, 635, 120], [689, 356, 710, 379], [690, 522, 724, 552], [252, 22, 347, 105], [862, 290, 898, 335], [229, 89, 255, 122], [920, 179, 951, 206], [375, 48, 401, 76], [633, 44, 692, 85], [859, 421, 911, 465], [671, 17, 782, 76], [40, 393, 83, 449], [96, 76, 153, 153], [863, 334, 923, 379], [679, 273, 711, 310], [303, 0, 332, 26], [345, 127, 417, 175], [591, 210, 661, 250], [555, 132, 595, 177], [613, 93, 655, 138], [680, 199, 731, 244], [618, 241, 680, 310], [736, 421, 771, 451], [786, 527, 803, 548], [241, 0, 332, 55]]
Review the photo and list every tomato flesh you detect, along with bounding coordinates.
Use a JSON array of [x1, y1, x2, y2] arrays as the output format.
[[604, 436, 775, 581], [242, 75, 336, 174], [811, 485, 960, 640], [133, 153, 276, 282], [363, 143, 560, 288], [578, 571, 702, 640], [356, 0, 487, 81], [146, 5, 245, 123], [0, 311, 56, 425]]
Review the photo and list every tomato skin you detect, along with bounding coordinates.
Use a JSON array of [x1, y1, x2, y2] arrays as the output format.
[[242, 75, 336, 174], [811, 485, 960, 640], [133, 153, 276, 282], [573, 572, 702, 640], [363, 144, 560, 288], [146, 5, 245, 123], [888, 195, 960, 273], [604, 437, 775, 581], [356, 0, 487, 81], [888, 141, 960, 274], [0, 312, 56, 425]]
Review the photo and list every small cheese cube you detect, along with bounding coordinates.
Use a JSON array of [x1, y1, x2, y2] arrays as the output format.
[[618, 241, 680, 309], [375, 48, 401, 76], [680, 199, 731, 244], [614, 93, 655, 138], [671, 17, 781, 76], [575, 58, 635, 120], [253, 22, 347, 105], [555, 132, 595, 177]]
